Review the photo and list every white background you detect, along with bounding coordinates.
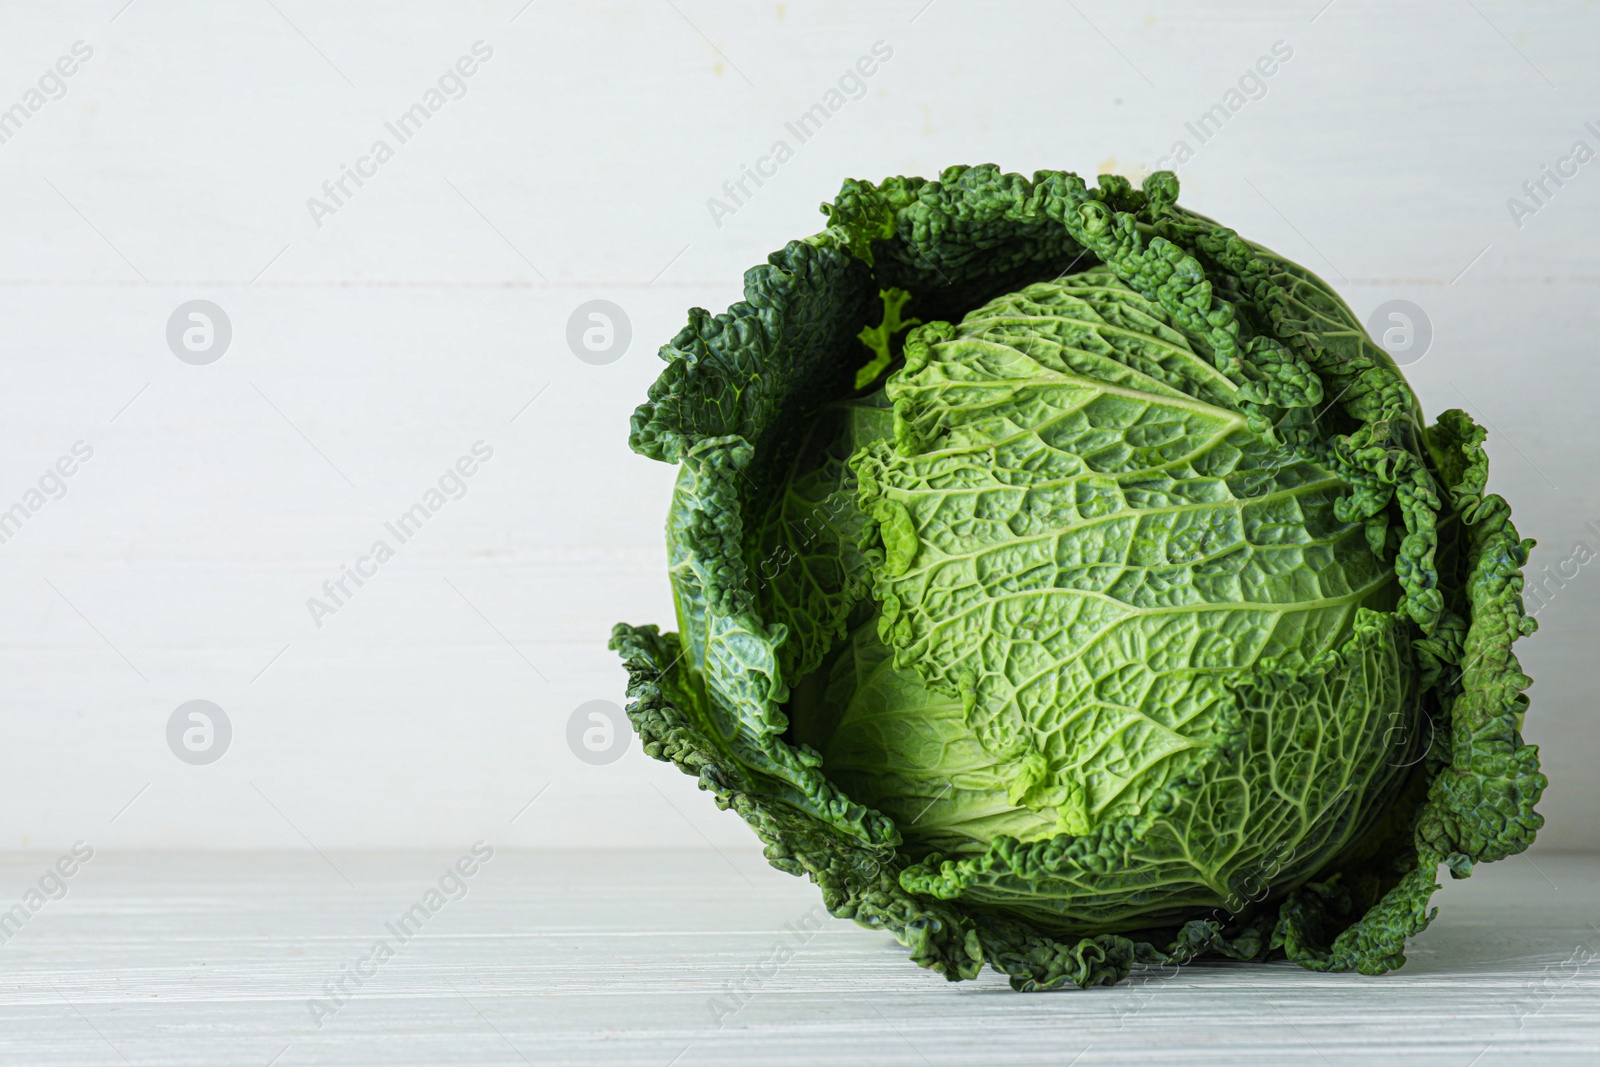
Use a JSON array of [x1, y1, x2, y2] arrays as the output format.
[[0, 0, 1594, 855]]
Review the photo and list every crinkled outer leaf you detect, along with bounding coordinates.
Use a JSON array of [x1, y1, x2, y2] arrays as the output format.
[[896, 610, 1417, 934], [1415, 411, 1544, 868], [613, 165, 1542, 990], [745, 393, 893, 690], [612, 620, 1138, 990], [662, 432, 896, 847], [630, 237, 875, 465]]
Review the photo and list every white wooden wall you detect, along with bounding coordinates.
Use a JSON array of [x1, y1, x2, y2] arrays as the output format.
[[0, 0, 1594, 852]]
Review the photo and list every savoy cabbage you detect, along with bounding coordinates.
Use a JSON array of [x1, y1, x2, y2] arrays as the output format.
[[611, 167, 1544, 989]]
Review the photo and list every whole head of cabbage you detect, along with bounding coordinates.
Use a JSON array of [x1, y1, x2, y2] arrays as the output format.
[[611, 167, 1544, 990]]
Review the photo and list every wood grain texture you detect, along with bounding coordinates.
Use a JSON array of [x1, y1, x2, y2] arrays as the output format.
[[0, 850, 1595, 1065]]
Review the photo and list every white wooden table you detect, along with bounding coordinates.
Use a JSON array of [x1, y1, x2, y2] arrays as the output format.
[[0, 849, 1594, 1065]]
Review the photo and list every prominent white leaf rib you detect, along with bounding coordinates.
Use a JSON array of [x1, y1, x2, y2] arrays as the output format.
[[958, 312, 1240, 397], [892, 338, 1249, 428]]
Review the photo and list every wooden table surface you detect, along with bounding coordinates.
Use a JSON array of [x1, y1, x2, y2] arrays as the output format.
[[0, 849, 1594, 1065]]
